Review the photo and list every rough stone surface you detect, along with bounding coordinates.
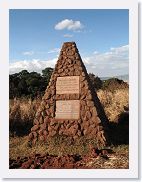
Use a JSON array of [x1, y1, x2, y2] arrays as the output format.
[[29, 42, 109, 147], [9, 148, 112, 169]]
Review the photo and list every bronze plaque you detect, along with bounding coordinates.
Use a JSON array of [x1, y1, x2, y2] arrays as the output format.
[[55, 100, 80, 119], [56, 76, 79, 94]]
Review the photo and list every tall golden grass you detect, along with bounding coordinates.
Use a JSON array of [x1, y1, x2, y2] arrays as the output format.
[[9, 88, 129, 165], [9, 98, 41, 136], [97, 88, 129, 122], [9, 98, 41, 121], [9, 88, 129, 135]]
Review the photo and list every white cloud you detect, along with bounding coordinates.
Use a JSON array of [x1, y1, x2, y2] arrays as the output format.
[[63, 34, 73, 38], [55, 19, 84, 31], [83, 45, 129, 77], [9, 59, 57, 74], [10, 45, 129, 77], [93, 51, 99, 55], [22, 51, 34, 56], [47, 48, 60, 54]]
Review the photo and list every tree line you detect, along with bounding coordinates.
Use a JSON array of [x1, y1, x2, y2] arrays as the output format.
[[9, 68, 53, 99], [9, 67, 127, 99]]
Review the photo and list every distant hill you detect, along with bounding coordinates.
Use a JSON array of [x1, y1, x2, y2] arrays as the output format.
[[101, 74, 129, 83]]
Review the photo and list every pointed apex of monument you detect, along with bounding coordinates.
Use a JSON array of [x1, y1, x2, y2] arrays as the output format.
[[62, 42, 77, 49], [59, 41, 80, 62], [63, 41, 76, 45]]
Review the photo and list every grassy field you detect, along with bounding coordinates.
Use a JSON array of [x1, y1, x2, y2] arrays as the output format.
[[97, 89, 129, 122], [9, 88, 129, 168], [9, 136, 129, 169], [9, 88, 129, 135]]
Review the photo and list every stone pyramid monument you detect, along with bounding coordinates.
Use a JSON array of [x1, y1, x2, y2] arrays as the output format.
[[29, 42, 109, 147]]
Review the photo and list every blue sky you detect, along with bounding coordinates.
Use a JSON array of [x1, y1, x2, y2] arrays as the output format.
[[9, 9, 129, 77]]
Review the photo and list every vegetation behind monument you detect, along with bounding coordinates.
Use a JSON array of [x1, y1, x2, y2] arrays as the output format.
[[9, 68, 129, 139], [9, 68, 129, 169], [9, 69, 128, 99]]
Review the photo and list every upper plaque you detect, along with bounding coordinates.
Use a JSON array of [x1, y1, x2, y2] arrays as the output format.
[[56, 76, 79, 94]]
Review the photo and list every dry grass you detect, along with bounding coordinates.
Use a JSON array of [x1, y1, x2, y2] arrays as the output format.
[[85, 145, 129, 169], [9, 88, 129, 168], [9, 136, 48, 159], [9, 136, 96, 159], [9, 98, 41, 136], [9, 88, 129, 136], [9, 98, 41, 121], [97, 88, 129, 122], [9, 136, 128, 169]]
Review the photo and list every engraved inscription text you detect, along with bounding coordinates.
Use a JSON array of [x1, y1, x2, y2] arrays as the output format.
[[55, 100, 80, 119], [56, 76, 79, 94]]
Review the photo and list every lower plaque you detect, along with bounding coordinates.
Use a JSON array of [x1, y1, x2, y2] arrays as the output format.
[[55, 100, 80, 119]]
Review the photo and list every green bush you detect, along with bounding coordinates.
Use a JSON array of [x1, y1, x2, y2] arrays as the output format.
[[102, 78, 128, 91], [9, 68, 54, 99], [88, 73, 103, 90]]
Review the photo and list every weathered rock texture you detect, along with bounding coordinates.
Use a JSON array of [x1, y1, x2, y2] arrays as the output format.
[[29, 42, 109, 147], [9, 149, 111, 169]]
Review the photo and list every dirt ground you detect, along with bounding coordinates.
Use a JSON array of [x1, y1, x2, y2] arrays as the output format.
[[9, 136, 128, 169]]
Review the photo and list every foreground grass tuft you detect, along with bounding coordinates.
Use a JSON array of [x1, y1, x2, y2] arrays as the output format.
[[9, 136, 129, 169]]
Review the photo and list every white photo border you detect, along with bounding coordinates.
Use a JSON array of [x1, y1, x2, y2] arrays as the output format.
[[0, 0, 138, 179]]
